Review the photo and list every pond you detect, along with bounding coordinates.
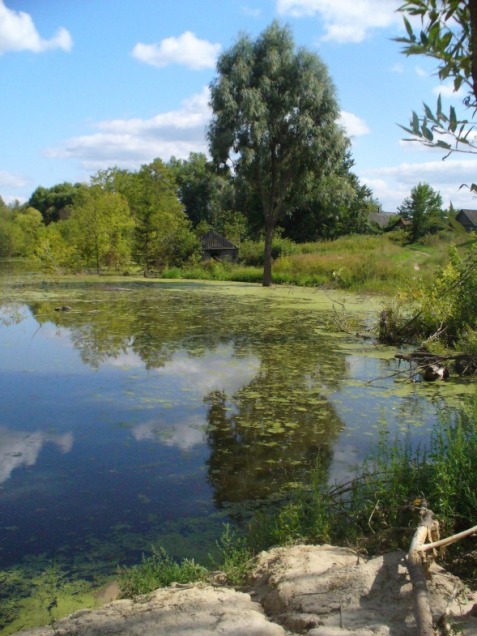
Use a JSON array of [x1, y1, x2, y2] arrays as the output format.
[[0, 277, 473, 628]]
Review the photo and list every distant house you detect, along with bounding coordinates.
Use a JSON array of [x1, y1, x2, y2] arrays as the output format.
[[390, 217, 412, 230], [455, 209, 477, 232], [368, 212, 397, 229], [201, 231, 239, 262]]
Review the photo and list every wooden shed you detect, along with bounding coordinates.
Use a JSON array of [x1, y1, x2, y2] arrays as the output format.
[[456, 209, 477, 232], [201, 231, 239, 262]]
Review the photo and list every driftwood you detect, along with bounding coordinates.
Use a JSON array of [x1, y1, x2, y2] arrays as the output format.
[[407, 502, 477, 635], [408, 502, 440, 636], [396, 351, 477, 379]]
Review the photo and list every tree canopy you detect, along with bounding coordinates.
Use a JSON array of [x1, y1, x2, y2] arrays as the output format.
[[398, 182, 444, 242], [208, 21, 349, 286]]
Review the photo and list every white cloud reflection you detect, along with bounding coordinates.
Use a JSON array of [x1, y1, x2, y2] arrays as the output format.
[[131, 345, 260, 450], [0, 427, 73, 484]]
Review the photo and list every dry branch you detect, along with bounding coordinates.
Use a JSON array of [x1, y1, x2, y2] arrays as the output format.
[[408, 505, 439, 635]]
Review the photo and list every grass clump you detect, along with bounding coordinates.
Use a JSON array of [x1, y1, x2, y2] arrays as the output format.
[[118, 546, 207, 597], [210, 524, 255, 587]]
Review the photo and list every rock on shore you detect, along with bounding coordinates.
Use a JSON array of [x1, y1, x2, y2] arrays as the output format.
[[15, 544, 477, 635]]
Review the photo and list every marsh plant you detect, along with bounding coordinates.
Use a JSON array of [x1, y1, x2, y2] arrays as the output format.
[[244, 395, 477, 573], [118, 547, 208, 597], [116, 395, 477, 597], [209, 524, 255, 587]]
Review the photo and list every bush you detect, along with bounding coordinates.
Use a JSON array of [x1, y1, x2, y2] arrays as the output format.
[[380, 243, 477, 348]]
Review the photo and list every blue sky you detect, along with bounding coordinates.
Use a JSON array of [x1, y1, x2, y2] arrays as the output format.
[[1, 0, 476, 212]]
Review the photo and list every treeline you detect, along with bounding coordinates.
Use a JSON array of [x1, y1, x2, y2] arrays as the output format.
[[0, 151, 379, 275]]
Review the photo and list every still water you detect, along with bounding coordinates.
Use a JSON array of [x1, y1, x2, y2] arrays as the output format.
[[0, 279, 472, 580]]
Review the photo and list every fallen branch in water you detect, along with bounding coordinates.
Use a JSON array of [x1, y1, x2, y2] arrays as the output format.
[[396, 351, 477, 378]]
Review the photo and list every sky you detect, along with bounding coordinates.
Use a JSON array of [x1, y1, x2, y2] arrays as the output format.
[[1, 0, 476, 213]]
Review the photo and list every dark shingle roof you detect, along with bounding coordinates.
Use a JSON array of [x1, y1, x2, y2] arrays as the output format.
[[457, 209, 477, 224], [368, 212, 397, 227], [201, 231, 237, 250]]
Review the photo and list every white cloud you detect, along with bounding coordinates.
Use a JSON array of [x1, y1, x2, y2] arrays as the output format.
[[45, 87, 212, 171], [0, 170, 28, 188], [361, 158, 477, 211], [132, 31, 220, 70], [0, 0, 72, 54], [433, 82, 466, 99], [339, 111, 369, 137], [241, 5, 262, 17], [415, 65, 427, 78], [276, 0, 401, 43]]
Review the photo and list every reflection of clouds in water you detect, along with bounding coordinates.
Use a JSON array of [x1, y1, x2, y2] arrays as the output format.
[[104, 350, 143, 369], [157, 345, 260, 396], [132, 345, 259, 450], [0, 427, 73, 484], [133, 415, 205, 450]]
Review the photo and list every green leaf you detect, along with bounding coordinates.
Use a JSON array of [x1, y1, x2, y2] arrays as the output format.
[[422, 123, 434, 141], [412, 110, 420, 134], [423, 103, 437, 123], [403, 17, 416, 41], [449, 106, 457, 132], [398, 124, 418, 136]]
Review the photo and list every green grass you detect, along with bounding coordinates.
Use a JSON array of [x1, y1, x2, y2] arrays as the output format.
[[158, 232, 460, 294], [117, 547, 208, 597]]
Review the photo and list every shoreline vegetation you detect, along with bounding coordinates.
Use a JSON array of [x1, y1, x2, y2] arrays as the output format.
[[1, 230, 477, 634], [3, 230, 466, 292]]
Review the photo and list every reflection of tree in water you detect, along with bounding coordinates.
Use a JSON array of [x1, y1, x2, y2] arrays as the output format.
[[28, 290, 324, 372], [28, 288, 350, 503], [205, 328, 348, 506]]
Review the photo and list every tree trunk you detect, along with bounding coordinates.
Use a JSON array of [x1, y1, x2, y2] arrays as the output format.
[[263, 221, 274, 287]]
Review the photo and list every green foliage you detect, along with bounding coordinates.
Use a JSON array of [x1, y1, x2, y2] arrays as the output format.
[[242, 396, 477, 566], [209, 21, 348, 285], [396, 1, 477, 178], [210, 524, 254, 587], [66, 187, 134, 272], [386, 242, 477, 346], [34, 223, 77, 274], [340, 397, 477, 552], [249, 464, 332, 552], [28, 182, 85, 224], [118, 546, 207, 597], [398, 182, 444, 242]]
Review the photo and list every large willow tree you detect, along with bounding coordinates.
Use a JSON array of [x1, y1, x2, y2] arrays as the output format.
[[208, 22, 348, 286]]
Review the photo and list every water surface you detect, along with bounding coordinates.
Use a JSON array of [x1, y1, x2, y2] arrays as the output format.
[[0, 279, 472, 583]]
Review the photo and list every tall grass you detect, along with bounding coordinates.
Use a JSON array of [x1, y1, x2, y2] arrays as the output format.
[[117, 547, 207, 597], [158, 233, 455, 293], [117, 395, 477, 596], [246, 395, 477, 567]]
